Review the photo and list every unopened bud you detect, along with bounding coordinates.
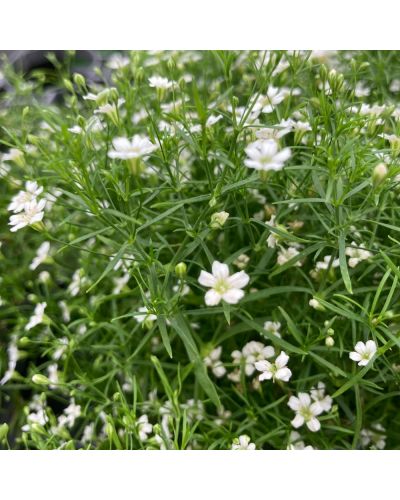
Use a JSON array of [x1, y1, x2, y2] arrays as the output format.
[[32, 374, 50, 385], [372, 163, 388, 187], [210, 211, 229, 229], [73, 73, 86, 89], [325, 336, 335, 347], [0, 423, 9, 442], [175, 262, 187, 277]]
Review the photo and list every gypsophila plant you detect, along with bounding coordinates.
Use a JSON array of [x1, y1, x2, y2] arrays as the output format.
[[1, 50, 400, 450]]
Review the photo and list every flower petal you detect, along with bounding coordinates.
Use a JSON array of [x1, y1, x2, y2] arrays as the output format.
[[212, 261, 229, 279], [198, 270, 216, 287], [204, 289, 221, 306], [222, 288, 244, 304], [227, 271, 250, 289]]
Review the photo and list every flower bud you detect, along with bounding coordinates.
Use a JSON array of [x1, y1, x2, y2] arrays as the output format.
[[175, 262, 187, 277], [32, 374, 50, 385], [325, 336, 335, 347], [210, 211, 229, 229], [327, 328, 335, 336], [0, 423, 9, 442], [63, 78, 74, 93], [372, 163, 388, 187], [309, 298, 325, 311], [73, 73, 86, 89]]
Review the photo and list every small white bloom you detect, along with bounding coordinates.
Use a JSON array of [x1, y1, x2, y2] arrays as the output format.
[[309, 298, 324, 310], [58, 399, 81, 429], [25, 302, 47, 331], [58, 301, 70, 323], [345, 242, 372, 268], [315, 255, 340, 271], [231, 435, 256, 450], [310, 382, 332, 412], [0, 336, 19, 385], [2, 148, 24, 164], [263, 321, 281, 337], [112, 272, 130, 294], [361, 424, 386, 450], [29, 241, 51, 270], [349, 340, 377, 366], [210, 211, 229, 229], [233, 253, 250, 269], [107, 53, 130, 69], [288, 392, 323, 432], [68, 125, 83, 134], [231, 341, 275, 377], [9, 198, 46, 232], [198, 261, 249, 306], [245, 139, 291, 172], [254, 86, 288, 114], [108, 135, 158, 160], [137, 414, 153, 441], [256, 119, 294, 140], [8, 181, 43, 213], [255, 351, 292, 382], [204, 346, 226, 378], [277, 246, 301, 266], [287, 431, 314, 450], [172, 281, 191, 296], [135, 306, 157, 324], [53, 337, 69, 360], [148, 76, 175, 90]]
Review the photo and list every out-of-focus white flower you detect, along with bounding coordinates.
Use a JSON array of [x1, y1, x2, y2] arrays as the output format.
[[345, 242, 372, 268], [25, 302, 47, 331], [204, 346, 226, 378], [57, 399, 81, 429], [231, 341, 275, 377], [68, 269, 86, 296], [210, 211, 229, 229], [0, 336, 19, 385], [287, 431, 314, 450], [277, 246, 301, 266], [172, 281, 191, 296], [8, 198, 46, 232], [310, 382, 332, 412], [47, 363, 59, 389], [263, 321, 281, 337], [134, 306, 157, 324], [82, 422, 95, 444], [198, 261, 249, 306], [354, 82, 371, 97], [107, 53, 130, 69], [255, 351, 292, 382], [245, 139, 291, 172], [233, 253, 250, 269], [254, 86, 288, 114], [148, 76, 175, 90], [108, 136, 158, 160], [53, 337, 69, 360], [2, 148, 24, 165], [231, 435, 256, 450], [8, 181, 43, 213], [58, 301, 70, 323], [21, 395, 48, 431], [288, 392, 323, 432], [112, 272, 130, 294], [256, 119, 294, 140], [29, 241, 51, 270], [315, 255, 340, 271], [68, 125, 83, 134], [349, 340, 377, 366], [390, 79, 400, 93], [137, 414, 153, 441], [361, 424, 386, 450]]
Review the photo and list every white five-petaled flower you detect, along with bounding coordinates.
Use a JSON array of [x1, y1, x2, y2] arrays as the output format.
[[29, 241, 51, 270], [349, 340, 377, 366], [107, 53, 130, 70], [134, 306, 157, 324], [137, 414, 153, 441], [198, 261, 249, 306], [277, 246, 301, 266], [204, 346, 226, 378], [8, 198, 46, 232], [255, 351, 292, 382], [288, 392, 323, 432], [263, 321, 282, 337], [231, 435, 256, 450], [231, 341, 275, 377], [108, 136, 158, 160], [254, 86, 288, 114], [345, 242, 372, 268], [244, 139, 291, 172], [310, 382, 333, 412], [25, 302, 47, 331], [8, 181, 43, 213], [148, 76, 175, 90]]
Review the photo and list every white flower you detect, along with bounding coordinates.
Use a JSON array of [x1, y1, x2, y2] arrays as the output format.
[[29, 241, 51, 270], [58, 399, 81, 429], [266, 215, 278, 248], [58, 301, 70, 323], [172, 281, 191, 296], [204, 346, 226, 378], [287, 431, 314, 450], [288, 392, 323, 432], [82, 423, 95, 444], [263, 321, 281, 337], [244, 139, 291, 172], [255, 351, 292, 382], [231, 341, 275, 376], [210, 211, 229, 229], [137, 414, 153, 441], [277, 246, 301, 266], [107, 53, 130, 69], [25, 302, 47, 331], [108, 136, 158, 160], [148, 76, 175, 90], [231, 435, 256, 450], [361, 424, 386, 450], [0, 336, 19, 385], [198, 261, 249, 306], [254, 86, 288, 114], [8, 198, 46, 232], [8, 181, 43, 213], [345, 242, 372, 268], [233, 253, 250, 269], [310, 382, 332, 412], [349, 340, 377, 366], [47, 363, 59, 389], [112, 272, 130, 294], [2, 148, 24, 164], [68, 125, 83, 134], [315, 255, 340, 271], [256, 119, 294, 140], [135, 306, 157, 324], [206, 114, 223, 127], [68, 269, 86, 296]]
